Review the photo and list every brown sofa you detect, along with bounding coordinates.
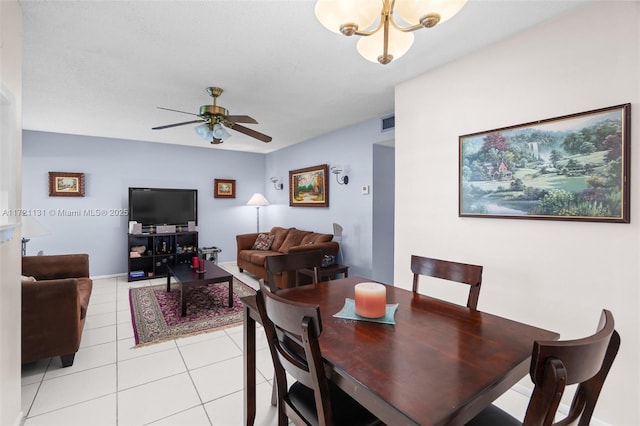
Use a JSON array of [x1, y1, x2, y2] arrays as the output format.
[[21, 254, 93, 367], [237, 226, 339, 289]]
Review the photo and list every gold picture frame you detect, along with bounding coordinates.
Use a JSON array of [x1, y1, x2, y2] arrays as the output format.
[[289, 164, 329, 207], [214, 179, 236, 198], [459, 103, 630, 223], [48, 172, 85, 197]]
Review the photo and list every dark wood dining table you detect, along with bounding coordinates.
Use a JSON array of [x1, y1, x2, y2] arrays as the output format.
[[241, 276, 559, 426]]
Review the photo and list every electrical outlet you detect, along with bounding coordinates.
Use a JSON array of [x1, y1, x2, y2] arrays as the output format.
[[361, 185, 369, 195]]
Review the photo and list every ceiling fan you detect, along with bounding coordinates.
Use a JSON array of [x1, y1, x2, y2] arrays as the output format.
[[152, 86, 272, 144]]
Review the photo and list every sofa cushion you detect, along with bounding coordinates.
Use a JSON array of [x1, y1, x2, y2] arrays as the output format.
[[238, 250, 255, 263], [279, 229, 309, 253], [250, 250, 282, 266], [269, 227, 290, 252], [300, 232, 333, 245], [252, 233, 275, 251]]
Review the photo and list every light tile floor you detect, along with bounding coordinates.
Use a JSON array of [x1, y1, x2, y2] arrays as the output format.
[[21, 262, 531, 426], [21, 263, 279, 426]]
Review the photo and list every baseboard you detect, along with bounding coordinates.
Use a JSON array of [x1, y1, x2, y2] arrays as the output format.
[[90, 273, 127, 280], [512, 383, 610, 425]]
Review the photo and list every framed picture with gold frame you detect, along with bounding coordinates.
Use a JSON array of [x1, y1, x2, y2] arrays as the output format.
[[289, 164, 329, 207], [459, 103, 630, 223], [214, 179, 236, 198], [48, 172, 85, 197]]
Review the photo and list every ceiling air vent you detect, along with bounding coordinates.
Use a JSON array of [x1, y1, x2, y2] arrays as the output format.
[[381, 114, 395, 133]]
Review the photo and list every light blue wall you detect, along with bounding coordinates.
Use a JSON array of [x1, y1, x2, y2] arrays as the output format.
[[22, 116, 394, 279], [372, 144, 394, 283], [22, 131, 265, 275], [264, 117, 394, 279]]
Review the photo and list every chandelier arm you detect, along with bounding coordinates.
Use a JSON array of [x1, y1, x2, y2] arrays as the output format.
[[390, 20, 426, 33], [346, 14, 384, 37]]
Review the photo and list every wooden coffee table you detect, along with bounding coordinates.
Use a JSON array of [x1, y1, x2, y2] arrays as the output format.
[[167, 260, 233, 317]]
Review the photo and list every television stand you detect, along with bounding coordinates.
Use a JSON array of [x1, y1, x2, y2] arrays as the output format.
[[127, 230, 198, 281]]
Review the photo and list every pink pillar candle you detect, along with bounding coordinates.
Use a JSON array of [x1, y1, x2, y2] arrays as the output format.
[[355, 282, 387, 318], [192, 256, 199, 268]]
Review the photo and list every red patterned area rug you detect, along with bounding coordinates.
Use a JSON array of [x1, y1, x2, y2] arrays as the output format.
[[129, 278, 256, 346]]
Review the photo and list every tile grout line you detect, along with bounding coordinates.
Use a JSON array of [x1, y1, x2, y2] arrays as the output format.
[[175, 337, 214, 425]]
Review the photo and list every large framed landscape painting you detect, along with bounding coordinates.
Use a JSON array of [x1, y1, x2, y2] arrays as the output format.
[[459, 104, 630, 223], [289, 164, 329, 207]]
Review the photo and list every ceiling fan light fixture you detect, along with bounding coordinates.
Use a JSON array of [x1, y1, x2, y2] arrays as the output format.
[[154, 86, 272, 143], [195, 123, 212, 140], [315, 0, 467, 64], [212, 123, 231, 141]]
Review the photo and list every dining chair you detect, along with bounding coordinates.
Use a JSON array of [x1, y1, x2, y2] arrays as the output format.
[[255, 279, 382, 426], [466, 309, 620, 426], [265, 249, 324, 405], [265, 249, 323, 293], [410, 255, 483, 309]]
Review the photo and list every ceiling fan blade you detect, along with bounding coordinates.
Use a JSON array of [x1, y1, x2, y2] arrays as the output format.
[[152, 119, 204, 130], [157, 106, 201, 117], [227, 123, 272, 143], [225, 115, 258, 124]]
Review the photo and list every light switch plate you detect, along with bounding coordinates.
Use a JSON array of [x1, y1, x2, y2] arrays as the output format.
[[361, 185, 369, 195]]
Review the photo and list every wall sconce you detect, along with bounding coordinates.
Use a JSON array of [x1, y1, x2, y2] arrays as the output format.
[[270, 177, 283, 190], [330, 166, 349, 185]]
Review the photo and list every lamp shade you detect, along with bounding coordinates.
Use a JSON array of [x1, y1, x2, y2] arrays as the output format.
[[246, 193, 270, 207], [395, 0, 468, 26], [357, 25, 414, 63], [314, 0, 380, 34], [21, 216, 50, 238]]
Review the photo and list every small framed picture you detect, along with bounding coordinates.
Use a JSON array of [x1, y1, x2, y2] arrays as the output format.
[[48, 172, 85, 197], [214, 179, 236, 198]]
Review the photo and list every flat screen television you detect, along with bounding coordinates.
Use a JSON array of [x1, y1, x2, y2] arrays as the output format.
[[128, 187, 198, 226]]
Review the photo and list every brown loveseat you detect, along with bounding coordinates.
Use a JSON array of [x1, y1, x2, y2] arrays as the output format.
[[21, 254, 93, 367], [237, 226, 339, 289]]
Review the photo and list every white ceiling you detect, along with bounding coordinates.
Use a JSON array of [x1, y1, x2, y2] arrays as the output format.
[[20, 0, 587, 154]]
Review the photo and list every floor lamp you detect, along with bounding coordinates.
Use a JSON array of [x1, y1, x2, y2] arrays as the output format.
[[246, 193, 269, 233], [21, 216, 50, 256]]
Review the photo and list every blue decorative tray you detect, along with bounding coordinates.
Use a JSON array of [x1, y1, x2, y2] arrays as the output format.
[[333, 298, 398, 324]]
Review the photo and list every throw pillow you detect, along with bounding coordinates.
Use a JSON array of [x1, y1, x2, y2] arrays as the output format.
[[21, 275, 36, 283], [252, 233, 275, 251]]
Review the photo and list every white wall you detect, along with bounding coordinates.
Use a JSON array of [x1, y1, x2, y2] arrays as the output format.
[[0, 1, 23, 424], [395, 2, 639, 425]]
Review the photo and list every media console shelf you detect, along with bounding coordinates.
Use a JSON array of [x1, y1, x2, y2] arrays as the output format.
[[128, 231, 198, 281]]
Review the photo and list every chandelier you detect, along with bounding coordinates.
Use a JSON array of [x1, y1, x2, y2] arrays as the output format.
[[314, 0, 467, 64]]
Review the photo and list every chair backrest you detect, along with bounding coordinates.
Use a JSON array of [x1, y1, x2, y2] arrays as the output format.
[[523, 309, 620, 426], [266, 250, 323, 293], [255, 279, 334, 425], [410, 255, 483, 309]]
